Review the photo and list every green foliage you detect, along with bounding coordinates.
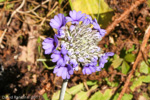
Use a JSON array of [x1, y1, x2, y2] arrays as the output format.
[[122, 61, 130, 75], [75, 91, 88, 100], [140, 61, 149, 74], [69, 0, 112, 14], [42, 93, 49, 100], [0, 0, 5, 2], [111, 58, 123, 68], [67, 83, 84, 95], [113, 93, 133, 100], [124, 54, 135, 63], [148, 0, 150, 7], [37, 37, 41, 55], [105, 78, 119, 87], [59, 0, 64, 5], [89, 89, 112, 100], [130, 75, 150, 91], [121, 94, 133, 100], [5, 3, 14, 10], [52, 91, 72, 100], [126, 45, 135, 53], [86, 81, 98, 86]]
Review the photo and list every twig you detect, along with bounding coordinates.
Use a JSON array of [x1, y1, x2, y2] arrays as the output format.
[[18, 0, 49, 14], [104, 0, 145, 37], [117, 25, 150, 100], [59, 79, 68, 100], [83, 81, 89, 91], [0, 0, 26, 45]]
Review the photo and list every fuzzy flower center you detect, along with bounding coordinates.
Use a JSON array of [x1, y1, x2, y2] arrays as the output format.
[[62, 24, 102, 65]]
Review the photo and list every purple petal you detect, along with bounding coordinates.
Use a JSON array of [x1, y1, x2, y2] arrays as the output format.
[[62, 67, 67, 79], [51, 54, 61, 62], [45, 49, 53, 54]]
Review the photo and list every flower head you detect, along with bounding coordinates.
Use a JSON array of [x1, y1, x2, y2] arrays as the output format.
[[42, 10, 114, 79]]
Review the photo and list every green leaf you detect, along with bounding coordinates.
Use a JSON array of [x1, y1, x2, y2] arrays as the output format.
[[112, 93, 119, 100], [148, 0, 150, 7], [74, 91, 88, 100], [43, 93, 49, 100], [86, 81, 97, 86], [140, 61, 149, 74], [102, 89, 113, 100], [69, 0, 113, 14], [89, 91, 102, 100], [90, 85, 98, 91], [141, 75, 150, 83], [130, 78, 142, 91], [67, 83, 84, 95], [105, 78, 119, 87], [124, 54, 135, 63], [89, 89, 112, 100], [111, 58, 123, 68], [122, 61, 130, 75], [59, 0, 63, 5], [6, 3, 14, 10], [52, 91, 72, 100], [0, 0, 5, 3], [121, 94, 133, 100], [126, 45, 135, 53]]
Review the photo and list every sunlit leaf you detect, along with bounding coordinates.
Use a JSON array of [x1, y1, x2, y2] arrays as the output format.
[[141, 75, 150, 83], [74, 91, 88, 100], [86, 81, 97, 86], [140, 61, 149, 74], [90, 85, 98, 91], [130, 78, 142, 91], [89, 89, 112, 100], [122, 61, 130, 75], [69, 0, 113, 14], [43, 93, 49, 100], [0, 0, 5, 3], [124, 54, 135, 63], [121, 94, 133, 100], [126, 45, 135, 53], [111, 58, 123, 68], [89, 91, 102, 100], [68, 83, 83, 95], [52, 91, 72, 100]]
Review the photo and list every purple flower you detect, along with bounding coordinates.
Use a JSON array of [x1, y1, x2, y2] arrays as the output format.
[[50, 14, 66, 38], [82, 15, 92, 25], [82, 64, 96, 74], [97, 52, 114, 70], [53, 64, 74, 79], [51, 46, 69, 67], [66, 10, 85, 24], [42, 35, 58, 54], [50, 14, 66, 30], [70, 59, 78, 70], [92, 19, 106, 37]]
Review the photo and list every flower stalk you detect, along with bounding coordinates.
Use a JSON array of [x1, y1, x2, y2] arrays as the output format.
[[59, 79, 68, 100]]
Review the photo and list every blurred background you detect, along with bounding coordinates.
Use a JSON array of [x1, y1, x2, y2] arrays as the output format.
[[0, 0, 150, 100]]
